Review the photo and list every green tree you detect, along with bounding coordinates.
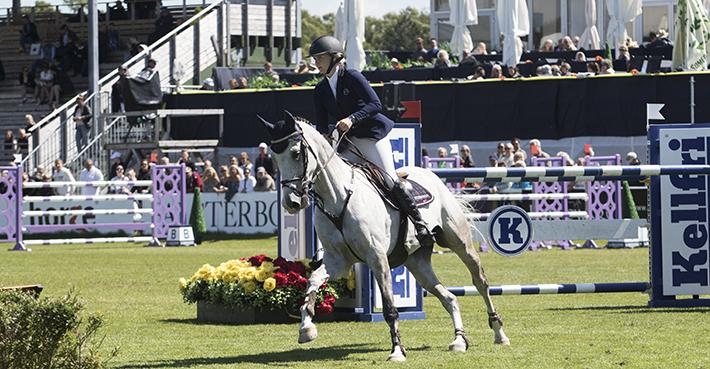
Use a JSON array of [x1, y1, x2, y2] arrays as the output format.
[[301, 10, 335, 56], [365, 7, 430, 52]]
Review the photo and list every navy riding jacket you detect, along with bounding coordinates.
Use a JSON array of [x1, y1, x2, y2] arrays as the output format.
[[313, 67, 394, 141]]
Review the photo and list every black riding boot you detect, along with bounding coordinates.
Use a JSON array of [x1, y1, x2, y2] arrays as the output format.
[[392, 180, 434, 246]]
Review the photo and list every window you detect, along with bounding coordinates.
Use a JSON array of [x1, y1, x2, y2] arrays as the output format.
[[531, 0, 561, 50]]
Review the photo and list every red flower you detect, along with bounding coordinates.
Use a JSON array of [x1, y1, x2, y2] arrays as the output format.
[[248, 254, 272, 267], [316, 302, 333, 314], [322, 293, 336, 306], [286, 271, 308, 289], [273, 256, 289, 271], [273, 271, 288, 286], [288, 261, 307, 276]]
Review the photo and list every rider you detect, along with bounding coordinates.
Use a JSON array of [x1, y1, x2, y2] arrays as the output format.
[[308, 35, 434, 246]]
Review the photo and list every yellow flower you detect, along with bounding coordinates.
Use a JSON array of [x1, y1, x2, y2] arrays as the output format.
[[243, 281, 257, 294], [238, 267, 256, 284], [347, 268, 356, 291], [178, 277, 187, 291], [255, 268, 271, 282], [191, 264, 215, 282], [260, 261, 276, 273], [263, 277, 276, 292]]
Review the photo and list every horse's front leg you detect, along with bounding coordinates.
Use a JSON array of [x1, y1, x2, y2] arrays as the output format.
[[370, 256, 406, 362], [298, 263, 328, 344]]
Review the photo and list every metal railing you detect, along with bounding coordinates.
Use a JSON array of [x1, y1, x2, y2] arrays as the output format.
[[23, 0, 228, 175]]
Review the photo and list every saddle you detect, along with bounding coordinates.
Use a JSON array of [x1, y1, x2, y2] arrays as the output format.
[[353, 162, 434, 267]]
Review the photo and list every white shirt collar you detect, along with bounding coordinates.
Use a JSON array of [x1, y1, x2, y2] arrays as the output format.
[[326, 65, 341, 99]]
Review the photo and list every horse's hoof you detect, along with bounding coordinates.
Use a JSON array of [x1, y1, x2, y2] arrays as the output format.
[[298, 325, 318, 344], [387, 352, 407, 362], [494, 335, 511, 346], [448, 336, 468, 352]]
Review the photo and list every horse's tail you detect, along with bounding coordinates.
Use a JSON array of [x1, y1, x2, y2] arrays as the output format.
[[453, 191, 489, 246]]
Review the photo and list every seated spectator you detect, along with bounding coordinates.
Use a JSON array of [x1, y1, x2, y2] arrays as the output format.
[[228, 78, 239, 89], [560, 36, 577, 51], [52, 159, 75, 195], [390, 58, 404, 70], [36, 63, 55, 104], [223, 164, 242, 201], [426, 38, 440, 62], [19, 66, 36, 103], [586, 61, 600, 74], [507, 65, 521, 78], [201, 78, 214, 90], [411, 37, 428, 61], [3, 130, 17, 155], [598, 59, 615, 74], [241, 167, 256, 193], [550, 64, 561, 76], [254, 166, 275, 192], [16, 129, 29, 157], [433, 50, 451, 69], [472, 42, 488, 55], [627, 152, 641, 165], [18, 15, 40, 54], [539, 39, 554, 52], [459, 50, 479, 65], [490, 64, 503, 78], [201, 166, 222, 192], [559, 62, 572, 76], [79, 159, 104, 195], [647, 29, 672, 48], [30, 166, 53, 196], [574, 51, 586, 62], [263, 62, 279, 81], [294, 58, 317, 74], [110, 165, 132, 194], [536, 64, 552, 76], [467, 66, 485, 80], [237, 76, 249, 89]]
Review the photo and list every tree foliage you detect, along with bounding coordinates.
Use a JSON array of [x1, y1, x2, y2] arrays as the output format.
[[300, 7, 430, 55]]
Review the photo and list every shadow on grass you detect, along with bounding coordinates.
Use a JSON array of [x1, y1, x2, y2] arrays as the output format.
[[114, 343, 415, 368], [548, 305, 710, 313]]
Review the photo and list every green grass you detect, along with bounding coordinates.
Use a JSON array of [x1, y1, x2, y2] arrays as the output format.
[[1, 240, 709, 369]]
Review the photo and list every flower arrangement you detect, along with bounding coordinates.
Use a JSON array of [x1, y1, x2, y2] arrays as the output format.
[[179, 255, 349, 317]]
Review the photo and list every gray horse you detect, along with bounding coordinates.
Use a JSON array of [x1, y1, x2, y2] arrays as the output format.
[[260, 112, 509, 361]]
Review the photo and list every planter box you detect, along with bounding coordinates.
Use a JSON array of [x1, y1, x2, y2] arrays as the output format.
[[196, 301, 297, 325]]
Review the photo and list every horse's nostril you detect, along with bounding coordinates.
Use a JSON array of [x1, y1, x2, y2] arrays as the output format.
[[289, 201, 300, 209]]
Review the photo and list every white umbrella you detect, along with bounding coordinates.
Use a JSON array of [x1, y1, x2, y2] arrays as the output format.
[[496, 0, 529, 67], [605, 0, 642, 53], [578, 0, 601, 49], [673, 0, 710, 71], [448, 0, 478, 60], [334, 0, 366, 71]]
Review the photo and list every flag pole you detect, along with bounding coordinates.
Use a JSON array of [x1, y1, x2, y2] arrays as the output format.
[[690, 76, 696, 123]]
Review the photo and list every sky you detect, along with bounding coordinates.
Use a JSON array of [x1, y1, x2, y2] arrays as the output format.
[[300, 0, 430, 18], [0, 0, 432, 15]]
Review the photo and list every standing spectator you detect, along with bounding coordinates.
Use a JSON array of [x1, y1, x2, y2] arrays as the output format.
[[499, 143, 515, 167], [411, 37, 428, 61], [18, 15, 39, 54], [238, 151, 253, 173], [223, 164, 242, 201], [109, 151, 125, 179], [254, 142, 276, 177], [52, 158, 75, 195], [184, 164, 203, 193], [24, 114, 36, 130], [426, 38, 440, 62], [436, 147, 448, 168], [459, 145, 474, 167], [511, 137, 527, 163], [135, 159, 152, 193], [201, 166, 221, 192], [433, 50, 451, 69], [626, 152, 641, 166], [472, 42, 488, 55], [37, 63, 55, 104], [16, 129, 29, 157], [30, 166, 53, 196], [109, 0, 128, 20], [3, 130, 17, 156], [178, 149, 193, 167], [73, 95, 93, 152], [19, 66, 35, 103], [539, 39, 554, 52], [150, 7, 175, 43], [241, 167, 256, 193], [528, 139, 550, 163], [79, 158, 104, 195], [57, 24, 78, 75], [253, 166, 275, 192]]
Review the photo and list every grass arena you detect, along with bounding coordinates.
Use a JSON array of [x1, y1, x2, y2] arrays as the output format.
[[2, 158, 710, 368]]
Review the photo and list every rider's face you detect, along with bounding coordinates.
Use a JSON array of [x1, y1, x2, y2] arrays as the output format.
[[314, 54, 332, 75]]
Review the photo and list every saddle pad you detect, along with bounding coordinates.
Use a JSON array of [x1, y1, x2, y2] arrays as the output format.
[[407, 179, 434, 207]]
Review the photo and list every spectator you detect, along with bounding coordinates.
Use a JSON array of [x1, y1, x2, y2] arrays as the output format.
[[79, 158, 104, 195], [528, 139, 550, 163], [18, 15, 39, 54], [507, 65, 521, 78], [586, 61, 600, 74], [19, 66, 35, 103], [184, 164, 203, 193], [238, 151, 253, 173], [294, 58, 317, 74], [135, 159, 151, 193], [47, 65, 63, 109], [201, 166, 222, 192], [263, 62, 279, 82], [223, 164, 242, 201], [511, 138, 527, 163], [57, 24, 78, 75], [574, 51, 586, 62], [52, 158, 75, 195], [178, 149, 193, 168], [3, 130, 17, 157], [16, 129, 29, 157], [30, 166, 53, 196], [126, 168, 139, 194], [73, 94, 93, 152], [616, 45, 631, 68], [559, 62, 572, 76], [536, 64, 552, 76], [237, 76, 249, 89], [411, 37, 428, 61], [560, 36, 577, 51], [228, 78, 239, 89], [254, 142, 276, 177], [499, 143, 514, 167], [110, 164, 132, 194], [550, 64, 561, 76], [159, 156, 170, 165], [253, 166, 275, 192], [434, 50, 451, 69], [459, 145, 474, 167], [539, 39, 554, 52], [490, 64, 503, 78], [37, 63, 54, 104], [472, 42, 488, 55], [217, 165, 229, 189], [109, 0, 128, 20], [201, 77, 214, 90], [150, 7, 175, 43], [390, 57, 404, 70], [241, 167, 256, 193], [599, 59, 615, 75], [648, 29, 673, 48], [426, 38, 440, 62], [436, 147, 448, 168], [627, 152, 641, 165], [459, 50, 479, 65], [109, 151, 125, 179], [468, 66, 485, 80]]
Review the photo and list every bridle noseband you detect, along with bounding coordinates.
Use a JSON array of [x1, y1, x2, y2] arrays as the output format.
[[272, 128, 316, 198]]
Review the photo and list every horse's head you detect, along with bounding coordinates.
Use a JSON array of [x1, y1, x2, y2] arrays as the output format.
[[258, 111, 317, 213]]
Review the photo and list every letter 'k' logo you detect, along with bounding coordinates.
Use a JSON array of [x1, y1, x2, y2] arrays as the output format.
[[488, 206, 532, 256]]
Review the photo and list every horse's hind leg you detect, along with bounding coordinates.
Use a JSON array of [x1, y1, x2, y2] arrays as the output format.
[[404, 244, 470, 352], [450, 243, 510, 345], [368, 254, 407, 362]]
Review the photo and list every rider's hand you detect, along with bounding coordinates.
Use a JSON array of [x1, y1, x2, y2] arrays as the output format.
[[336, 117, 353, 134]]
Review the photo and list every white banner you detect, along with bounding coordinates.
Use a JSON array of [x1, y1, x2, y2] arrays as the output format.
[[659, 127, 710, 295], [186, 191, 279, 234]]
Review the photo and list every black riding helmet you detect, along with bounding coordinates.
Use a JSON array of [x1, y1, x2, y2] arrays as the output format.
[[308, 35, 344, 75]]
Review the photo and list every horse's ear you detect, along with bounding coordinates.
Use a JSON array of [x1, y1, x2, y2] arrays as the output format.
[[257, 115, 275, 132], [283, 110, 297, 130]]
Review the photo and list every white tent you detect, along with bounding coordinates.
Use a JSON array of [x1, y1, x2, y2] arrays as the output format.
[[334, 0, 366, 71], [578, 0, 601, 49], [448, 0, 478, 59], [673, 0, 710, 71], [605, 0, 642, 53], [496, 0, 529, 67]]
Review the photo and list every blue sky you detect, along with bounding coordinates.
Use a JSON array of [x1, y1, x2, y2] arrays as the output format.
[[300, 0, 430, 17]]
